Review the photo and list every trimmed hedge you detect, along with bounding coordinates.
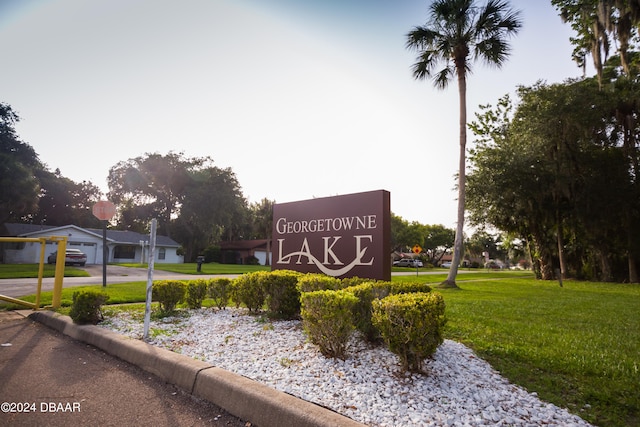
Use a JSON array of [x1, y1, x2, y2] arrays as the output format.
[[300, 289, 358, 359], [262, 270, 302, 319], [389, 281, 433, 295], [208, 278, 231, 310], [185, 279, 208, 309], [343, 282, 391, 342], [232, 272, 265, 312], [372, 291, 446, 373], [297, 273, 341, 292], [152, 280, 186, 313]]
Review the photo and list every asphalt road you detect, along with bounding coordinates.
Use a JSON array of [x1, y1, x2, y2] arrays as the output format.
[[0, 265, 229, 299], [0, 310, 248, 427]]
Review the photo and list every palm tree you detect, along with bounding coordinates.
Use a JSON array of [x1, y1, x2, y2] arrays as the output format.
[[406, 0, 521, 287]]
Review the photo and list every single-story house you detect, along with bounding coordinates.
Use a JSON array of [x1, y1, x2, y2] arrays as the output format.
[[0, 223, 183, 264], [219, 239, 270, 265]]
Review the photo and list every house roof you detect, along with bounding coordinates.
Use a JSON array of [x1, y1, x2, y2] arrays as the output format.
[[1, 223, 180, 247], [219, 239, 268, 251]]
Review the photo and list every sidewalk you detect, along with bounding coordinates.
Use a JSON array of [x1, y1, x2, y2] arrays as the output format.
[[0, 310, 365, 427]]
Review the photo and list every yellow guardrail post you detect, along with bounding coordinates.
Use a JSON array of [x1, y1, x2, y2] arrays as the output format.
[[0, 236, 67, 310], [51, 237, 67, 309], [34, 237, 48, 310]]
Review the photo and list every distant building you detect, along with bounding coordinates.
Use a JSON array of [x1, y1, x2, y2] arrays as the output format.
[[219, 239, 270, 265], [0, 223, 183, 264]]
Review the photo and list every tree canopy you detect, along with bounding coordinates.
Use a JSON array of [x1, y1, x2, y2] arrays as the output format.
[[107, 152, 247, 261], [467, 79, 639, 282], [406, 0, 522, 287], [0, 103, 41, 224], [1, 103, 103, 227]]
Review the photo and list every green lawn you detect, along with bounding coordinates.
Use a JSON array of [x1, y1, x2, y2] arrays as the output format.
[[2, 269, 637, 426], [117, 262, 270, 275], [438, 279, 639, 427], [0, 263, 89, 279]]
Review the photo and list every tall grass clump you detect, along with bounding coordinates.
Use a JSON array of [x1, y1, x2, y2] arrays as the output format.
[[69, 290, 109, 324]]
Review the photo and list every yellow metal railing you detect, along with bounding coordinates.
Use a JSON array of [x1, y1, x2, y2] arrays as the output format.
[[0, 236, 67, 309]]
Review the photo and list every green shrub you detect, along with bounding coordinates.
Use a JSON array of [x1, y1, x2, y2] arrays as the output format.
[[203, 245, 221, 263], [372, 292, 446, 373], [232, 272, 265, 312], [208, 278, 231, 309], [69, 290, 109, 325], [185, 279, 208, 309], [245, 255, 260, 265], [297, 273, 341, 292], [300, 290, 358, 359], [152, 280, 187, 313], [228, 279, 241, 308], [344, 281, 392, 342], [262, 270, 301, 319], [389, 281, 432, 295], [339, 276, 373, 289]]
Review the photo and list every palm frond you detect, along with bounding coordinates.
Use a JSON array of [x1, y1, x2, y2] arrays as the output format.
[[407, 0, 521, 89]]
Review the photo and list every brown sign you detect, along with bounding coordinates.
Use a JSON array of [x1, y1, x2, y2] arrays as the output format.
[[271, 190, 391, 281]]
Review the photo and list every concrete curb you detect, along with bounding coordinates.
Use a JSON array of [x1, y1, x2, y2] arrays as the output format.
[[28, 310, 365, 427]]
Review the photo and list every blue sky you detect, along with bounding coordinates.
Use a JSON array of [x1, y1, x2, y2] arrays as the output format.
[[0, 0, 584, 228]]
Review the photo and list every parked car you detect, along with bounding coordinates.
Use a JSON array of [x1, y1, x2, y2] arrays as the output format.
[[393, 258, 423, 268], [441, 262, 452, 268], [47, 249, 87, 266]]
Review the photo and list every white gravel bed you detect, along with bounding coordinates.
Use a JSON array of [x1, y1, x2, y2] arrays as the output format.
[[100, 308, 592, 427]]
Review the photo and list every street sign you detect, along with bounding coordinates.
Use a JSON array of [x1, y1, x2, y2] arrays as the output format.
[[412, 244, 422, 254], [92, 200, 116, 221]]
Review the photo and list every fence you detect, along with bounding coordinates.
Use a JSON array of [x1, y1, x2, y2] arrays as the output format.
[[0, 236, 67, 309]]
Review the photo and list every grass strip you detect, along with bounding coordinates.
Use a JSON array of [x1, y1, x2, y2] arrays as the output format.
[[0, 264, 89, 279]]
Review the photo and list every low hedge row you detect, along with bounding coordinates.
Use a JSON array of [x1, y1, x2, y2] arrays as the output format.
[[221, 270, 445, 372], [74, 271, 445, 373]]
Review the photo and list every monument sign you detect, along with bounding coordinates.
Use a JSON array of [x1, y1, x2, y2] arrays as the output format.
[[271, 190, 391, 281]]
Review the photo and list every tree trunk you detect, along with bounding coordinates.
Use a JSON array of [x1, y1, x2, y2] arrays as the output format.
[[556, 211, 567, 279], [441, 66, 466, 289], [265, 237, 271, 266], [598, 250, 613, 282], [626, 208, 639, 283], [531, 228, 554, 280], [628, 255, 638, 283]]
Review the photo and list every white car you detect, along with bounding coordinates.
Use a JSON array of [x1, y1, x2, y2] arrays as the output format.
[[47, 249, 87, 266], [441, 262, 452, 268], [393, 259, 423, 268]]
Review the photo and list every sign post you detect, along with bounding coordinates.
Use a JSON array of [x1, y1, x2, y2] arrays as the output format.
[[412, 245, 422, 276], [143, 219, 157, 341], [92, 200, 117, 287]]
